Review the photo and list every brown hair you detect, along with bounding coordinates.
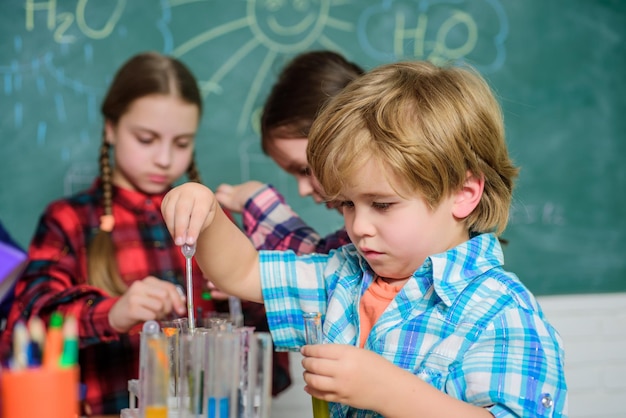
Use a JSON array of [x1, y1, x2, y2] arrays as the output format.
[[88, 52, 203, 296], [260, 50, 364, 152], [308, 60, 519, 235]]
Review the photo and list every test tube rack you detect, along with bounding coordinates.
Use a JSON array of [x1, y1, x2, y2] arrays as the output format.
[[121, 323, 273, 418]]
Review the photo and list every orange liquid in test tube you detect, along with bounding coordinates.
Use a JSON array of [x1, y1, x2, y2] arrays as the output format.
[[145, 405, 168, 418], [140, 325, 169, 418]]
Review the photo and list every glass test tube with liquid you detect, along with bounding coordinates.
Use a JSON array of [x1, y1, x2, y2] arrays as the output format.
[[202, 331, 240, 418], [302, 312, 330, 418], [140, 321, 170, 418]]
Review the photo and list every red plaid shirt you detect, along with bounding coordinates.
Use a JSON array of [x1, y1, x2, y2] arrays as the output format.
[[1, 180, 225, 415]]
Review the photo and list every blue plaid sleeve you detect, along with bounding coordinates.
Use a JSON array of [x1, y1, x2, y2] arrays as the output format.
[[449, 307, 567, 417], [259, 249, 332, 350]]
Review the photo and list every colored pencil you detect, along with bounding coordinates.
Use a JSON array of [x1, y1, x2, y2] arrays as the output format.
[[26, 316, 46, 366], [43, 311, 64, 368], [12, 321, 29, 370], [59, 315, 78, 368]]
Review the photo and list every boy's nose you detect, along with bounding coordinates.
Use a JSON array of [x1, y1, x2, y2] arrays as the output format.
[[349, 209, 375, 237]]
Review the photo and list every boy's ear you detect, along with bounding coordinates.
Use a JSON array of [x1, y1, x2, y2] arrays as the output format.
[[452, 171, 484, 219]]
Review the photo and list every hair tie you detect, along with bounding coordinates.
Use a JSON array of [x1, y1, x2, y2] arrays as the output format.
[[100, 215, 115, 232]]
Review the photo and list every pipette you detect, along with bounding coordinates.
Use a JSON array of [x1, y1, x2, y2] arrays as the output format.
[[181, 243, 196, 333]]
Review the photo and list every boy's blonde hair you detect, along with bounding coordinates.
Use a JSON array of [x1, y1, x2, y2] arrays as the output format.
[[307, 60, 519, 235]]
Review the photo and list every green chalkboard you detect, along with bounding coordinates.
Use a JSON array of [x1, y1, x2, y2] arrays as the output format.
[[1, 0, 624, 296]]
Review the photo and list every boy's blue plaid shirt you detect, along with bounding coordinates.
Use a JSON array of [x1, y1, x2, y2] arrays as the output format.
[[260, 233, 568, 417]]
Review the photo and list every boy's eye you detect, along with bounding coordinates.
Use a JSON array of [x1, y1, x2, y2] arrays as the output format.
[[299, 166, 311, 176], [373, 202, 392, 210], [339, 201, 354, 208]]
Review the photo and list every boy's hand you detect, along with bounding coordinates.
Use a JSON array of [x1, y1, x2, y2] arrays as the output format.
[[301, 344, 396, 412], [163, 182, 264, 304], [108, 276, 186, 333], [161, 182, 217, 246], [215, 181, 265, 213]]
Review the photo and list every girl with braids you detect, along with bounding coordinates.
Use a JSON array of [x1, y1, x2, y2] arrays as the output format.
[[1, 51, 232, 415]]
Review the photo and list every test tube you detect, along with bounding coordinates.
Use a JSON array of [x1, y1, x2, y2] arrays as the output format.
[[176, 333, 196, 418], [160, 317, 189, 408], [228, 296, 244, 328], [243, 332, 273, 418], [139, 321, 159, 416], [303, 312, 323, 345], [302, 312, 330, 418], [235, 327, 255, 418], [204, 315, 232, 331], [140, 321, 169, 418], [185, 329, 209, 418], [201, 331, 240, 418]]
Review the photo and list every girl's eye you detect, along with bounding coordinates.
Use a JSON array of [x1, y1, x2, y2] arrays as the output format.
[[131, 130, 156, 144], [339, 201, 354, 208], [299, 166, 311, 176], [175, 139, 192, 149]]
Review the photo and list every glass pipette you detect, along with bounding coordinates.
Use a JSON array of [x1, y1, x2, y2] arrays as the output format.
[[181, 243, 196, 333]]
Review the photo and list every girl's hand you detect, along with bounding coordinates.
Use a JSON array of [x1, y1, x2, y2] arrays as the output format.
[[206, 280, 230, 300], [161, 182, 217, 246], [108, 276, 186, 333], [215, 181, 265, 213]]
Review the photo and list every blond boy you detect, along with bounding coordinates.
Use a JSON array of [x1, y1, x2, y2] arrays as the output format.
[[162, 61, 567, 417]]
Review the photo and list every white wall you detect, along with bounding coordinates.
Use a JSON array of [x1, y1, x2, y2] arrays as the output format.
[[540, 293, 626, 418], [271, 293, 626, 418]]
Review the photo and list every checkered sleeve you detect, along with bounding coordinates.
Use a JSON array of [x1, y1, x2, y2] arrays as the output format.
[[453, 308, 568, 417], [259, 250, 332, 350], [242, 184, 350, 254]]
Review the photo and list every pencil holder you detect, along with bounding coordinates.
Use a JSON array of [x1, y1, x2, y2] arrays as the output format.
[[1, 366, 79, 418]]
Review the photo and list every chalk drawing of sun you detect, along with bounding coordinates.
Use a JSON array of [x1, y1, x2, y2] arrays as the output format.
[[170, 0, 354, 133]]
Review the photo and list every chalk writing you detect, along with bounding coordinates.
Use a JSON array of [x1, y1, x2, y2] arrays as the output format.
[[25, 0, 126, 43], [510, 202, 566, 226]]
